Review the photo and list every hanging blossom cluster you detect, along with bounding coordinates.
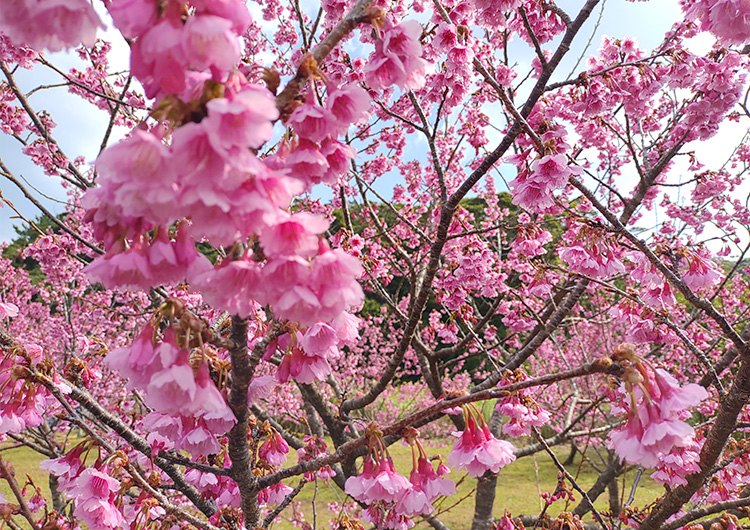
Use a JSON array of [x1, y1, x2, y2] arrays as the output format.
[[105, 318, 236, 457], [448, 403, 516, 477], [495, 371, 551, 437], [0, 340, 56, 435], [0, 0, 103, 52], [608, 344, 708, 468], [77, 0, 376, 332], [41, 446, 126, 530], [345, 425, 455, 529], [682, 0, 750, 45], [508, 128, 582, 213]]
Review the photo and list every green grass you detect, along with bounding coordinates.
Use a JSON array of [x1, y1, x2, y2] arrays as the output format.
[[0, 444, 51, 501], [268, 439, 664, 529], [1, 439, 664, 529]]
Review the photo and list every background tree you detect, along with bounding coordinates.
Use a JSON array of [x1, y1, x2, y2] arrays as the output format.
[[1, 1, 750, 529]]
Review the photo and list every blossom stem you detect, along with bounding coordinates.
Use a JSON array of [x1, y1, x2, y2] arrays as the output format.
[[530, 427, 609, 529], [258, 359, 619, 490], [0, 455, 40, 530]]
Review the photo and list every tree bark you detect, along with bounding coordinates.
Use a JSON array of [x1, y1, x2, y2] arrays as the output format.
[[471, 409, 503, 530]]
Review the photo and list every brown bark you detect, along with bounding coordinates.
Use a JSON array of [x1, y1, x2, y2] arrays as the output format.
[[227, 317, 261, 528], [470, 409, 503, 530]]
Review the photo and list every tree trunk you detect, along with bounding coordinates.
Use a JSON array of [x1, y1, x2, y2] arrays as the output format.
[[471, 409, 503, 530]]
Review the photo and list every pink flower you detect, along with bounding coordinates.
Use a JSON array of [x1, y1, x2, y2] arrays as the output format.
[[86, 227, 212, 291], [183, 15, 241, 72], [247, 375, 276, 405], [259, 428, 290, 466], [345, 456, 411, 504], [287, 91, 335, 143], [90, 128, 178, 229], [283, 138, 330, 190], [204, 86, 278, 151], [320, 138, 356, 184], [105, 323, 159, 390], [509, 174, 555, 211], [496, 399, 550, 438], [609, 405, 694, 468], [83, 241, 152, 291], [509, 149, 582, 212], [107, 0, 158, 39], [0, 0, 103, 52], [40, 443, 86, 490], [141, 412, 183, 444], [260, 212, 329, 258], [130, 20, 188, 99], [144, 346, 198, 413], [653, 369, 709, 418], [0, 302, 18, 318], [681, 251, 722, 291], [326, 83, 370, 135], [0, 346, 50, 435], [68, 468, 125, 530], [277, 346, 331, 384], [300, 323, 338, 356], [559, 237, 624, 279], [191, 256, 264, 318], [190, 362, 235, 421], [651, 436, 702, 487], [262, 256, 320, 325], [410, 456, 455, 503], [310, 248, 365, 323], [395, 482, 432, 516], [365, 21, 429, 90], [179, 418, 222, 456], [331, 312, 361, 344], [609, 364, 707, 468], [530, 154, 573, 188], [264, 482, 293, 506], [448, 407, 515, 476]]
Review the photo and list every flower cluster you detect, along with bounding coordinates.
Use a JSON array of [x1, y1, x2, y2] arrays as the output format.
[[81, 0, 370, 331], [495, 371, 551, 437], [345, 425, 455, 528], [0, 341, 50, 435], [509, 130, 582, 212], [682, 0, 750, 45], [608, 344, 708, 468], [0, 0, 102, 52], [105, 321, 236, 457], [448, 404, 516, 477], [364, 20, 429, 91], [42, 446, 126, 530], [559, 222, 625, 279]]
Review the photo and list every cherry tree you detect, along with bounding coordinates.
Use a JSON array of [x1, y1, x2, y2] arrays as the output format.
[[1, 0, 750, 529]]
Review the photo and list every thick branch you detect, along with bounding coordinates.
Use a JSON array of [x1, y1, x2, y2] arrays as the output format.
[[260, 359, 620, 490], [341, 0, 603, 415], [227, 316, 260, 528], [275, 0, 374, 116]]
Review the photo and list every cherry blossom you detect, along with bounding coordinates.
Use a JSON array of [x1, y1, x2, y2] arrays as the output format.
[[0, 0, 103, 51]]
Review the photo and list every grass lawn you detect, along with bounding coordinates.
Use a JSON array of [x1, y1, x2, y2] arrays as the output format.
[[0, 437, 664, 529], [267, 438, 664, 529]]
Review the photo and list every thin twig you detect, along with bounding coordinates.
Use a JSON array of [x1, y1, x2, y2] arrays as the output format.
[[530, 427, 610, 529]]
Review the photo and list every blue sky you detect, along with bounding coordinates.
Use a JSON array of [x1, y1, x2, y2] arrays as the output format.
[[0, 0, 722, 244]]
